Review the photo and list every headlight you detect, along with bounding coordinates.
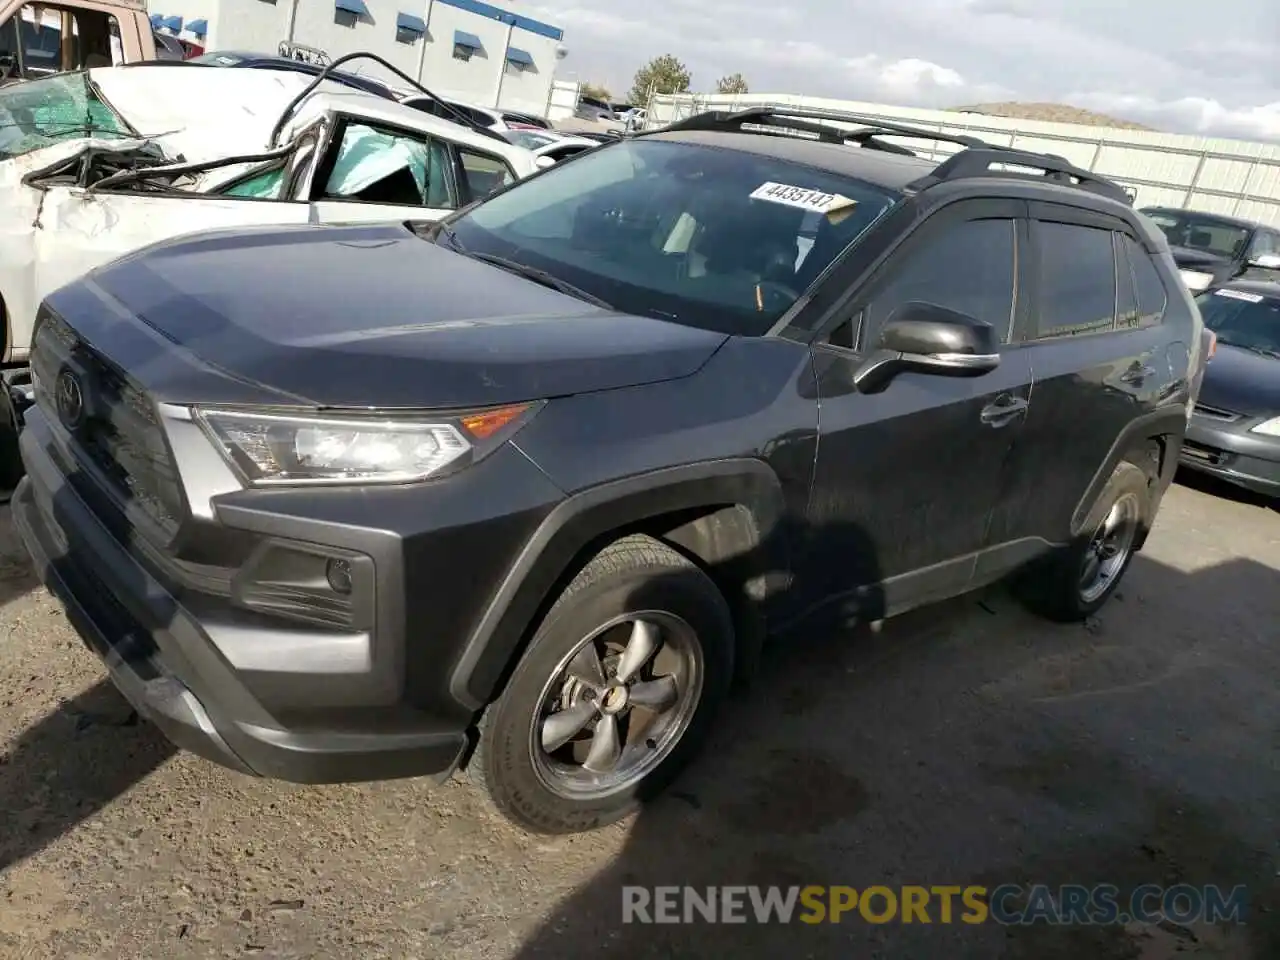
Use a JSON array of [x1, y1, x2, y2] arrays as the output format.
[[1251, 416, 1280, 437], [1179, 269, 1214, 291], [194, 403, 537, 485]]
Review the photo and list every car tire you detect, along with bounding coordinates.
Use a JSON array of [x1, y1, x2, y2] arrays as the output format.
[[472, 534, 734, 834], [1017, 460, 1151, 623]]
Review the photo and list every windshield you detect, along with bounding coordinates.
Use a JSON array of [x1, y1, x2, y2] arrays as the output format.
[[1195, 289, 1280, 357], [0, 72, 127, 160], [444, 138, 900, 334], [1141, 208, 1250, 259]]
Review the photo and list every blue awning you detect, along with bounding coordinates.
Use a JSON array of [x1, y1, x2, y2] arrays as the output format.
[[149, 13, 163, 27], [160, 15, 182, 30], [396, 12, 426, 33], [453, 29, 481, 50], [505, 46, 532, 66], [335, 0, 368, 15], [186, 18, 207, 34]]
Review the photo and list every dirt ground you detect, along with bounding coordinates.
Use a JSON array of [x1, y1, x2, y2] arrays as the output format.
[[0, 471, 1277, 959]]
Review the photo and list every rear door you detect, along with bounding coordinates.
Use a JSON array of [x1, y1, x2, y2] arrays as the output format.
[[804, 199, 1035, 617], [984, 203, 1176, 557]]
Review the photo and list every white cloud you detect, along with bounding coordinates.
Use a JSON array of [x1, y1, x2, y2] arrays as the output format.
[[527, 0, 1280, 142]]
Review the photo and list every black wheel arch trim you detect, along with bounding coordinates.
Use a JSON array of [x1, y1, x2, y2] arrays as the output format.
[[448, 458, 788, 711], [1070, 404, 1187, 537]]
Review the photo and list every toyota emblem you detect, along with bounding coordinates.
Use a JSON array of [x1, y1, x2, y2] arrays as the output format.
[[55, 368, 85, 429]]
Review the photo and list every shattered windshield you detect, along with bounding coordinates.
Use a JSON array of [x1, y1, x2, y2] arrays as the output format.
[[0, 72, 127, 160]]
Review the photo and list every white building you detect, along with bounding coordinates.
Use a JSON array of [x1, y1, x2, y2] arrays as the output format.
[[148, 0, 566, 117]]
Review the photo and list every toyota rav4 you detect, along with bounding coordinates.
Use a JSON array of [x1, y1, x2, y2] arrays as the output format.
[[14, 107, 1207, 834]]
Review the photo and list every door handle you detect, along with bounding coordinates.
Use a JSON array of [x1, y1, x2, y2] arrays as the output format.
[[980, 395, 1029, 427], [1119, 364, 1157, 385]]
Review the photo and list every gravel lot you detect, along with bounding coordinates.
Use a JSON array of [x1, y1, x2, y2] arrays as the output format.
[[1, 473, 1277, 959]]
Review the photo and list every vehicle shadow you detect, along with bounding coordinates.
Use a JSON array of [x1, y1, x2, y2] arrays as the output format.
[[508, 551, 1280, 960], [0, 678, 174, 874]]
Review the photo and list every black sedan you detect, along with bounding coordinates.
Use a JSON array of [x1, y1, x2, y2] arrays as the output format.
[[1140, 206, 1280, 294], [1182, 280, 1280, 498]]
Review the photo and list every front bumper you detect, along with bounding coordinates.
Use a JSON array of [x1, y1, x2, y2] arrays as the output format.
[[13, 407, 560, 784], [1180, 416, 1280, 496]]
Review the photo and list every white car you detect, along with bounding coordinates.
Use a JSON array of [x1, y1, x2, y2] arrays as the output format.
[[502, 129, 600, 165], [400, 95, 551, 134], [0, 63, 538, 365]]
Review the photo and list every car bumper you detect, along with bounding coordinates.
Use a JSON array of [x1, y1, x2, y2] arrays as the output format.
[[1180, 418, 1280, 496], [13, 408, 560, 784]]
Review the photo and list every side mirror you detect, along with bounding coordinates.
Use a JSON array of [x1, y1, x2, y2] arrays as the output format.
[[1247, 253, 1280, 270], [535, 155, 556, 169], [852, 302, 1001, 394]]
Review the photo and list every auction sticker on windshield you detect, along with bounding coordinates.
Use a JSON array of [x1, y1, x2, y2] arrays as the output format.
[[1215, 289, 1264, 303], [751, 182, 856, 215]]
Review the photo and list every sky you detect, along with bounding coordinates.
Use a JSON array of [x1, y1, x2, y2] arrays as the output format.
[[522, 0, 1280, 142]]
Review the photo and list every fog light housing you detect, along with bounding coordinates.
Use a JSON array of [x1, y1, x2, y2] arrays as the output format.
[[326, 558, 354, 595]]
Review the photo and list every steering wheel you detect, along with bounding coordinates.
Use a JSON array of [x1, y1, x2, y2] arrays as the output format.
[[754, 279, 800, 313]]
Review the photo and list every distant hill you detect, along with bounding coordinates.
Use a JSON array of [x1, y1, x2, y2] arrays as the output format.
[[950, 102, 1154, 131]]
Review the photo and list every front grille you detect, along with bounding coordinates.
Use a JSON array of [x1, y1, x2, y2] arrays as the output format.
[[1193, 403, 1240, 422], [1181, 440, 1230, 466], [30, 312, 185, 543]]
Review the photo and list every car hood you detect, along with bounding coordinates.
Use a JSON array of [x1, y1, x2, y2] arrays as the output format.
[[72, 222, 729, 408], [1168, 245, 1230, 270], [1197, 342, 1280, 418]]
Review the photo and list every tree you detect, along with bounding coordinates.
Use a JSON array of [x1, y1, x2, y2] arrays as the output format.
[[715, 73, 749, 95], [627, 54, 692, 106], [580, 82, 611, 103]]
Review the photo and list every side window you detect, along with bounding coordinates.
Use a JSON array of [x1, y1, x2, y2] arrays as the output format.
[[321, 122, 458, 209], [456, 147, 516, 202], [1125, 236, 1167, 327], [858, 218, 1017, 350], [1029, 221, 1117, 340]]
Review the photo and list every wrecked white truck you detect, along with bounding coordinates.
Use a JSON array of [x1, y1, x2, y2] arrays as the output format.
[[0, 58, 539, 488]]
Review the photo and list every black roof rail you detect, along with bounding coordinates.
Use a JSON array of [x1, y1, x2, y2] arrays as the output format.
[[658, 106, 997, 155], [906, 147, 1133, 205], [657, 105, 1134, 205]]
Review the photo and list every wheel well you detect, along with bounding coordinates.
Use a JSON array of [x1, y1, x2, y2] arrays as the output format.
[[1125, 435, 1168, 551], [485, 504, 770, 713]]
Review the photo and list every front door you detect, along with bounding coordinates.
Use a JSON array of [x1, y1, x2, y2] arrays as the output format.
[[803, 200, 1035, 621], [308, 116, 460, 225]]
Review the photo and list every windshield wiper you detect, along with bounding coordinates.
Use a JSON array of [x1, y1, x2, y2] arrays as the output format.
[[462, 252, 614, 310], [1221, 340, 1280, 359]]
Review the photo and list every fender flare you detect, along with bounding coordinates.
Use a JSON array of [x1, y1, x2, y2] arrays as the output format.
[[448, 458, 788, 711], [1070, 405, 1187, 536]]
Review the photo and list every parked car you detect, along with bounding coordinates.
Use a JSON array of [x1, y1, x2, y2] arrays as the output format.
[[401, 95, 551, 132], [188, 49, 401, 100], [0, 62, 538, 462], [1180, 280, 1280, 498], [1139, 206, 1280, 293], [12, 106, 1205, 835], [574, 94, 613, 122], [502, 128, 599, 164], [0, 0, 156, 83]]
